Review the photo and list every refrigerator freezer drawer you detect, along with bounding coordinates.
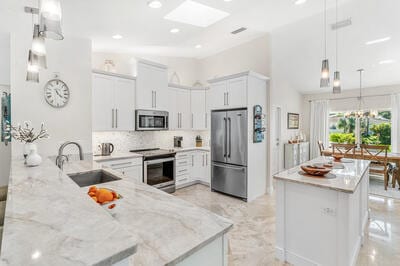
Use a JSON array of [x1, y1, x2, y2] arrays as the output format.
[[211, 163, 247, 199]]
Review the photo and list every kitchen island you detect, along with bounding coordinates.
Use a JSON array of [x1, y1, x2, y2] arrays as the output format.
[[1, 158, 232, 266], [274, 158, 370, 266]]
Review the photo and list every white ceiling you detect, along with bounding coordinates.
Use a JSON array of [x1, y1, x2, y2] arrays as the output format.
[[271, 0, 400, 93], [59, 0, 351, 58]]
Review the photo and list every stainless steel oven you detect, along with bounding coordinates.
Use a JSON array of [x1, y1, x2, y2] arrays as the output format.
[[144, 157, 175, 193], [135, 110, 168, 131]]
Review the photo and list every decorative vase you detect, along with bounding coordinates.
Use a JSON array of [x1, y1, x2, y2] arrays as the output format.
[[26, 143, 42, 167], [23, 143, 34, 163]]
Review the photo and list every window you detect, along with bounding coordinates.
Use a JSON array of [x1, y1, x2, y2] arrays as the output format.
[[329, 109, 391, 150]]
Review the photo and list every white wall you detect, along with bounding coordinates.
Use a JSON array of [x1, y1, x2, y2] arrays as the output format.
[[0, 85, 10, 187], [198, 35, 271, 83]]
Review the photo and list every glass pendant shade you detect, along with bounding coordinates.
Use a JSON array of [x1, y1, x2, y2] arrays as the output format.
[[39, 0, 64, 40], [26, 50, 40, 83], [333, 71, 341, 94], [31, 24, 47, 69], [320, 59, 330, 87]]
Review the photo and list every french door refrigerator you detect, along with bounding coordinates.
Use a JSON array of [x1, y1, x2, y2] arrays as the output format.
[[211, 109, 248, 200]]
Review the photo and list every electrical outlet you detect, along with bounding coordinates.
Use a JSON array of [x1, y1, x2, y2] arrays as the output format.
[[323, 207, 337, 216]]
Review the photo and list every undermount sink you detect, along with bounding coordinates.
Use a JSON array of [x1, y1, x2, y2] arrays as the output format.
[[68, 170, 122, 187]]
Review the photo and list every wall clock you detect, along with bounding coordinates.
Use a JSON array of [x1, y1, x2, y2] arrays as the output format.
[[44, 78, 70, 108]]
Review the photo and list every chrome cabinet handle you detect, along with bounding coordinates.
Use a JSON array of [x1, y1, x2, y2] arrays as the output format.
[[227, 92, 229, 106], [111, 109, 113, 128], [202, 155, 205, 166], [192, 113, 194, 129], [192, 155, 194, 166], [206, 153, 208, 166], [224, 117, 227, 157], [116, 109, 118, 128], [155, 91, 157, 108], [228, 117, 231, 158], [205, 113, 207, 128]]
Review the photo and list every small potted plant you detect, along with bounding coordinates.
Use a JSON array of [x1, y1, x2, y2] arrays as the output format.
[[196, 135, 203, 147], [11, 122, 49, 166]]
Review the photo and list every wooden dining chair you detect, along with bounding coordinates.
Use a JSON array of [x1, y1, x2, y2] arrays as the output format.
[[360, 144, 389, 190], [332, 144, 356, 158], [317, 141, 325, 156]]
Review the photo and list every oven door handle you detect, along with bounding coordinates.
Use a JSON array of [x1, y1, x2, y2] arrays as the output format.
[[144, 157, 175, 165]]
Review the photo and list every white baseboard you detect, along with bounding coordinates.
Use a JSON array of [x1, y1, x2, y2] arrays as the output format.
[[275, 246, 319, 266]]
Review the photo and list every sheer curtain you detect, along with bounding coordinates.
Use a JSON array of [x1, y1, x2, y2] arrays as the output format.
[[310, 100, 330, 159], [391, 94, 400, 153]]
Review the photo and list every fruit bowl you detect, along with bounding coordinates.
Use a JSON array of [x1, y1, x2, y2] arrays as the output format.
[[332, 154, 344, 162], [300, 165, 331, 176]]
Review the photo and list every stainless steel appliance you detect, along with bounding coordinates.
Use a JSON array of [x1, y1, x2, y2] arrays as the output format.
[[211, 109, 248, 200], [99, 143, 114, 156], [174, 136, 183, 148], [135, 110, 169, 131], [130, 148, 176, 193]]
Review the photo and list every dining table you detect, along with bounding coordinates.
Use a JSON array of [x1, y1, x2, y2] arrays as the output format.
[[322, 148, 400, 187]]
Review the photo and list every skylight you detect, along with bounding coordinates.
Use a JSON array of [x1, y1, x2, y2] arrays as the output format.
[[164, 0, 230, 28]]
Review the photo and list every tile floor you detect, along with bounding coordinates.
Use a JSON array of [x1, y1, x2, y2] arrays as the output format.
[[174, 184, 400, 266]]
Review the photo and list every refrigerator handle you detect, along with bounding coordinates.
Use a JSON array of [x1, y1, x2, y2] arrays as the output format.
[[228, 117, 231, 158], [224, 117, 227, 158]]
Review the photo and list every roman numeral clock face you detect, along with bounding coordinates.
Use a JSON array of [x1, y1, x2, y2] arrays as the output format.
[[44, 79, 70, 108]]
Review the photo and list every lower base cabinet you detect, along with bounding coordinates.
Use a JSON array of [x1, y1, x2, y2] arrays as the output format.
[[175, 151, 210, 189], [96, 157, 143, 183]]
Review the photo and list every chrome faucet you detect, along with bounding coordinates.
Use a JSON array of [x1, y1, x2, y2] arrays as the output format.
[[56, 141, 84, 169]]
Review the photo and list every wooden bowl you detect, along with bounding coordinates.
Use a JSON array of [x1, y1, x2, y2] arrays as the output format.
[[301, 165, 331, 176], [332, 154, 344, 162]]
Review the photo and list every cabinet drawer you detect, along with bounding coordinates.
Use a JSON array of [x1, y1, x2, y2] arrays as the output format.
[[176, 152, 190, 160], [176, 175, 191, 186], [176, 159, 189, 167], [176, 166, 189, 176], [100, 157, 142, 169]]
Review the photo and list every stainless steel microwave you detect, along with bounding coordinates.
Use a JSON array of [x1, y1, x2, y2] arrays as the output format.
[[135, 110, 169, 131]]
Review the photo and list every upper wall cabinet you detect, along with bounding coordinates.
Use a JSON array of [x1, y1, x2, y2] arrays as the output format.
[[92, 72, 135, 131], [168, 86, 191, 130], [207, 76, 247, 110], [191, 89, 207, 130], [136, 60, 168, 111], [0, 33, 10, 85]]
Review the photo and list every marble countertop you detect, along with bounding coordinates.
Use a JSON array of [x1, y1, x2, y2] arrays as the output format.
[[93, 152, 143, 162], [273, 157, 370, 193], [81, 178, 233, 265], [171, 147, 210, 153], [0, 159, 138, 266]]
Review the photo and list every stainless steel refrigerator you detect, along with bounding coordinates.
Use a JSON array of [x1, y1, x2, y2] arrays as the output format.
[[211, 109, 248, 200]]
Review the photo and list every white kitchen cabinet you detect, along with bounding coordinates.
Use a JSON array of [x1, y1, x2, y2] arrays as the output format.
[[168, 86, 191, 130], [97, 157, 143, 183], [92, 72, 135, 131], [284, 142, 310, 169], [207, 75, 248, 110], [136, 60, 168, 111], [175, 151, 210, 189], [191, 89, 207, 130]]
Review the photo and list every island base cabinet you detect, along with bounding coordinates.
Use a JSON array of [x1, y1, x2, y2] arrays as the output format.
[[176, 235, 228, 266], [275, 171, 369, 266]]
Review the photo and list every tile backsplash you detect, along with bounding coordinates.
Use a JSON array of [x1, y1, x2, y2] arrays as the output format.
[[93, 131, 210, 154]]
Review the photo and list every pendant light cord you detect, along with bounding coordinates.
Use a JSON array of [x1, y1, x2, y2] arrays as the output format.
[[324, 0, 327, 59], [336, 0, 338, 70]]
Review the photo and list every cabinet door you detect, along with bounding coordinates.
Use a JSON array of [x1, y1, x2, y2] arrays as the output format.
[[92, 74, 115, 131], [136, 62, 167, 110], [114, 78, 135, 131], [167, 88, 178, 130], [176, 89, 191, 130], [204, 152, 211, 184], [227, 77, 247, 108], [208, 81, 227, 110], [118, 165, 143, 183], [191, 90, 206, 130]]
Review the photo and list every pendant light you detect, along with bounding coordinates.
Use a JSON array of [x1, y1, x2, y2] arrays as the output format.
[[26, 50, 40, 83], [355, 69, 365, 118], [320, 0, 330, 88], [39, 0, 64, 40], [333, 0, 341, 93], [31, 24, 47, 69]]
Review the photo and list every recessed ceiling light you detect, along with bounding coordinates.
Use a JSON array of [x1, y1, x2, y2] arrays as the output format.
[[170, 28, 180, 34], [294, 0, 307, 5], [147, 0, 163, 9], [164, 0, 230, 28], [224, 0, 233, 2], [365, 36, 391, 45], [379, 59, 395, 65], [195, 44, 202, 49], [112, 34, 123, 40]]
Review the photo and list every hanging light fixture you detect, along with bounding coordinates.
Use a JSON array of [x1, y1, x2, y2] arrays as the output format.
[[39, 0, 64, 40], [31, 24, 47, 69], [355, 69, 365, 118], [26, 50, 40, 83], [320, 0, 330, 88], [333, 0, 341, 93]]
